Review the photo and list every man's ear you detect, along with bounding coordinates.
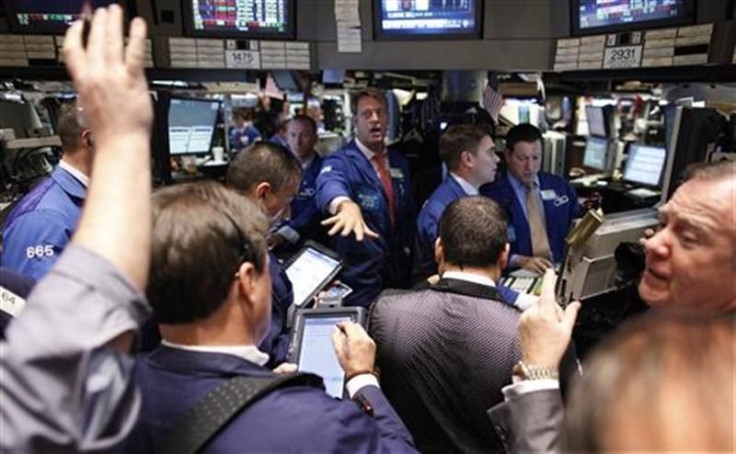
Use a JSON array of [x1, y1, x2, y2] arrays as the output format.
[[254, 182, 271, 201], [434, 237, 444, 267], [235, 261, 258, 310], [81, 129, 94, 149], [499, 243, 510, 270], [459, 150, 474, 168]]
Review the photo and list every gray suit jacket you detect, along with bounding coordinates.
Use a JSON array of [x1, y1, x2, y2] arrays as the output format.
[[370, 278, 522, 453], [487, 388, 564, 453]]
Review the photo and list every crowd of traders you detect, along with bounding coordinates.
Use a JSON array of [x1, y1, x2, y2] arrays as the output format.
[[1, 7, 734, 453]]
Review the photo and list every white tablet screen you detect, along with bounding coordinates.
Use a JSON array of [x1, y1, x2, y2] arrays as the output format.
[[297, 316, 351, 398], [286, 247, 341, 307]]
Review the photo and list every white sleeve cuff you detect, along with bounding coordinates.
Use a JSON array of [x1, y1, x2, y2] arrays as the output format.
[[276, 225, 300, 244], [328, 196, 352, 215], [514, 293, 539, 311], [346, 373, 380, 398], [502, 379, 559, 401]]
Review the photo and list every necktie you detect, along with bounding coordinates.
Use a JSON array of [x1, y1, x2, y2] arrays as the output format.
[[371, 153, 396, 229], [525, 183, 552, 260]]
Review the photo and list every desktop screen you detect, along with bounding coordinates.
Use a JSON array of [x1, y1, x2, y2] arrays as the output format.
[[573, 0, 694, 34], [583, 137, 609, 171], [168, 98, 221, 155], [184, 0, 294, 39], [623, 144, 666, 186], [586, 106, 608, 138], [375, 0, 482, 39], [3, 0, 123, 33], [298, 316, 352, 398]]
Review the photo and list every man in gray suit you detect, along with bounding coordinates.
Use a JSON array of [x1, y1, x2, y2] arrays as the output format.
[[370, 196, 525, 453]]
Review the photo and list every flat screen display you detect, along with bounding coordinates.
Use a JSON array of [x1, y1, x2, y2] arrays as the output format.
[[583, 137, 609, 171], [586, 105, 608, 138], [572, 0, 695, 35], [286, 246, 342, 308], [623, 144, 666, 186], [168, 98, 221, 155], [297, 316, 351, 398], [374, 0, 483, 40], [183, 0, 295, 40], [2, 0, 127, 34]]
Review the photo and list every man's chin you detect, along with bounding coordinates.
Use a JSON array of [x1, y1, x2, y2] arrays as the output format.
[[637, 280, 670, 307]]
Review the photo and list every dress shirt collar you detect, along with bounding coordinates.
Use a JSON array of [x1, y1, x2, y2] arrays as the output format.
[[161, 339, 269, 366], [355, 138, 386, 161], [449, 172, 479, 196], [59, 159, 90, 187], [508, 171, 540, 192], [441, 270, 496, 288], [299, 153, 315, 171]]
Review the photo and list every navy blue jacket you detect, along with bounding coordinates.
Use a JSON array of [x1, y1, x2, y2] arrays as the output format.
[[316, 140, 414, 307], [132, 346, 416, 453], [286, 154, 327, 246], [258, 251, 292, 366], [1, 166, 85, 281], [481, 172, 580, 264]]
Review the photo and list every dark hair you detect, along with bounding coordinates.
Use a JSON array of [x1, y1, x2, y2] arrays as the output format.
[[564, 313, 734, 452], [506, 123, 543, 154], [439, 124, 489, 170], [226, 141, 302, 193], [350, 87, 386, 116], [288, 114, 317, 135], [232, 107, 255, 121], [147, 181, 268, 324], [438, 196, 508, 268], [57, 102, 84, 152]]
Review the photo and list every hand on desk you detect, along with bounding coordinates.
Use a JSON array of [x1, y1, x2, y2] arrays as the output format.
[[321, 200, 379, 242], [518, 256, 554, 275]]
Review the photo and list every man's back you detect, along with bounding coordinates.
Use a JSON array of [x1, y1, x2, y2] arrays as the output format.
[[370, 279, 522, 453], [133, 346, 415, 453]]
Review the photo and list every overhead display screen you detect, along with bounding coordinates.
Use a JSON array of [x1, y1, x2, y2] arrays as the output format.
[[183, 0, 295, 39], [572, 0, 695, 35], [2, 0, 126, 33], [374, 0, 483, 40]]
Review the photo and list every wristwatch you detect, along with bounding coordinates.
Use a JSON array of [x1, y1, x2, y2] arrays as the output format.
[[513, 361, 559, 381]]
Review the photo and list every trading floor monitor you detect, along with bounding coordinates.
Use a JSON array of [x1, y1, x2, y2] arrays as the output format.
[[623, 144, 666, 187]]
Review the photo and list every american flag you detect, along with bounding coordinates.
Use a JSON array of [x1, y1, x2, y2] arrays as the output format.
[[482, 82, 504, 124]]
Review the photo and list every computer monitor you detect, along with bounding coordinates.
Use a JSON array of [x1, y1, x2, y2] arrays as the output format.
[[583, 137, 609, 172], [182, 0, 295, 40], [571, 0, 695, 36], [373, 0, 483, 40], [168, 97, 221, 156], [1, 0, 130, 34], [585, 105, 609, 138], [623, 144, 666, 187]]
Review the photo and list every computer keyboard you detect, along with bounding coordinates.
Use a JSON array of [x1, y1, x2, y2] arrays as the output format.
[[501, 276, 542, 296]]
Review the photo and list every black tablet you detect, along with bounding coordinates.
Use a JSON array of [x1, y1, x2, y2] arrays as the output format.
[[288, 307, 367, 398], [285, 241, 343, 308]]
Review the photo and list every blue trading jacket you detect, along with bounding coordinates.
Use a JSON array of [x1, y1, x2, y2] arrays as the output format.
[[286, 154, 326, 246], [258, 251, 293, 366], [481, 172, 581, 264], [315, 140, 414, 308], [1, 166, 86, 281], [132, 347, 417, 453]]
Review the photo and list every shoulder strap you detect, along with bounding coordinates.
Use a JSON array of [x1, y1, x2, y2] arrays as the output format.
[[158, 372, 324, 454]]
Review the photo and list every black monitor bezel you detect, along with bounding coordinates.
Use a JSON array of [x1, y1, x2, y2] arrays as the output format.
[[373, 0, 484, 41], [182, 0, 296, 40], [167, 95, 222, 157], [571, 0, 696, 37], [1, 0, 132, 34]]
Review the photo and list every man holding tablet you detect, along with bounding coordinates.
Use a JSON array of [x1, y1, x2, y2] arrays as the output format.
[[134, 182, 416, 453]]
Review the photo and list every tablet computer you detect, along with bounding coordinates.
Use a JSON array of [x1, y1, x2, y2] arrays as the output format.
[[288, 307, 367, 398], [285, 241, 343, 308]]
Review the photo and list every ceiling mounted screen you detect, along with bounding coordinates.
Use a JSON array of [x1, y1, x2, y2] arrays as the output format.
[[572, 0, 696, 36], [374, 0, 483, 40]]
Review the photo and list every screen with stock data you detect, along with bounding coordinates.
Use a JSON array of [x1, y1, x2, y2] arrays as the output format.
[[575, 0, 694, 33], [168, 98, 221, 155], [623, 144, 666, 186], [2, 0, 122, 32], [583, 137, 609, 171], [375, 0, 482, 39], [185, 0, 294, 39]]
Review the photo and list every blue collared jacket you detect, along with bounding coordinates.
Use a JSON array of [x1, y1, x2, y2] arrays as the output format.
[[481, 172, 581, 264], [1, 166, 86, 281], [259, 251, 292, 366], [315, 140, 414, 307], [132, 346, 416, 453], [285, 154, 326, 246]]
